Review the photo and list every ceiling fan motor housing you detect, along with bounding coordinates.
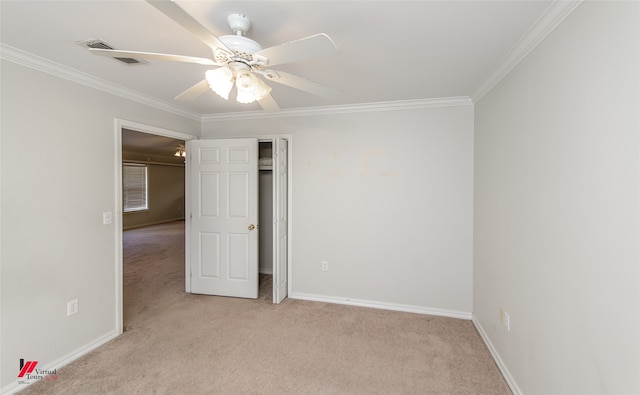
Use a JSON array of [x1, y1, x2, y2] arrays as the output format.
[[217, 13, 263, 64], [219, 34, 262, 57]]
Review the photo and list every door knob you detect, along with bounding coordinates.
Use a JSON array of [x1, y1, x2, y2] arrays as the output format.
[[248, 224, 256, 231]]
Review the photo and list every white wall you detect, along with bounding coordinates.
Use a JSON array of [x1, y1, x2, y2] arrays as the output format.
[[0, 60, 199, 391], [202, 103, 474, 316], [474, 2, 639, 394]]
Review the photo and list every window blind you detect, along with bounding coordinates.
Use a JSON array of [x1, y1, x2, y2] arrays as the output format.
[[123, 163, 148, 212]]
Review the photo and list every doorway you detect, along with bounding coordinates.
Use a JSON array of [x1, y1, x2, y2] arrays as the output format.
[[114, 119, 196, 334], [115, 121, 292, 335]]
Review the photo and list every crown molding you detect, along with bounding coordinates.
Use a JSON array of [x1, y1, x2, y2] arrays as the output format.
[[472, 0, 583, 103], [0, 44, 201, 121], [201, 96, 473, 122]]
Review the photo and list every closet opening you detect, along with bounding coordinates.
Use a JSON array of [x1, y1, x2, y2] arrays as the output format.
[[258, 141, 274, 293], [258, 138, 288, 304]]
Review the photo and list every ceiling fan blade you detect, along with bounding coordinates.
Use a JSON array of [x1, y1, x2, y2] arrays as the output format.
[[89, 48, 220, 66], [261, 70, 341, 100], [254, 33, 337, 67], [147, 0, 233, 57], [175, 79, 211, 101], [258, 93, 280, 112]]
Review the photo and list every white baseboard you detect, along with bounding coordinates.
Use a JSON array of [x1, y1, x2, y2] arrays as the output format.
[[471, 314, 522, 395], [288, 292, 472, 320], [1, 329, 119, 395]]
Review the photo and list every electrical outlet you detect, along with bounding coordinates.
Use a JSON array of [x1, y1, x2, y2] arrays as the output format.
[[321, 261, 328, 271], [67, 299, 78, 316], [500, 308, 511, 331]]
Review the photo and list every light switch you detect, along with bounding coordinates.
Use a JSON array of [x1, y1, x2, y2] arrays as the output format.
[[67, 299, 78, 316], [103, 211, 112, 225]]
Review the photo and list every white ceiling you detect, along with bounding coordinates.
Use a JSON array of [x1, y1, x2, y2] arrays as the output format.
[[1, 0, 553, 117]]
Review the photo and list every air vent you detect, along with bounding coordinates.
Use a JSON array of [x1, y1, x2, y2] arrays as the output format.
[[78, 39, 147, 65]]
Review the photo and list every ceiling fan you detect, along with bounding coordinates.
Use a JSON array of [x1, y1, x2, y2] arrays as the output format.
[[89, 0, 340, 112]]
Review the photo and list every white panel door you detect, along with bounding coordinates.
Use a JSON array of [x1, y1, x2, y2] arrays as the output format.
[[273, 138, 288, 303], [188, 138, 259, 298]]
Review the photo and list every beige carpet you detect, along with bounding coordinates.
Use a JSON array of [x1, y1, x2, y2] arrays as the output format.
[[20, 221, 510, 394]]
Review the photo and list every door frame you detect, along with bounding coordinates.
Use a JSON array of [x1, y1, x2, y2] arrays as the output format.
[[186, 134, 293, 301], [114, 118, 196, 335]]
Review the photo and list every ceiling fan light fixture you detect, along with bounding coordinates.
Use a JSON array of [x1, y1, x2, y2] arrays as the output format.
[[174, 146, 186, 157], [234, 68, 271, 103], [235, 69, 258, 91], [236, 89, 256, 104], [206, 67, 234, 100], [253, 79, 272, 101]]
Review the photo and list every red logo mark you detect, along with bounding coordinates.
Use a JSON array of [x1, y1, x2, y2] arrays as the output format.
[[18, 361, 38, 378]]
